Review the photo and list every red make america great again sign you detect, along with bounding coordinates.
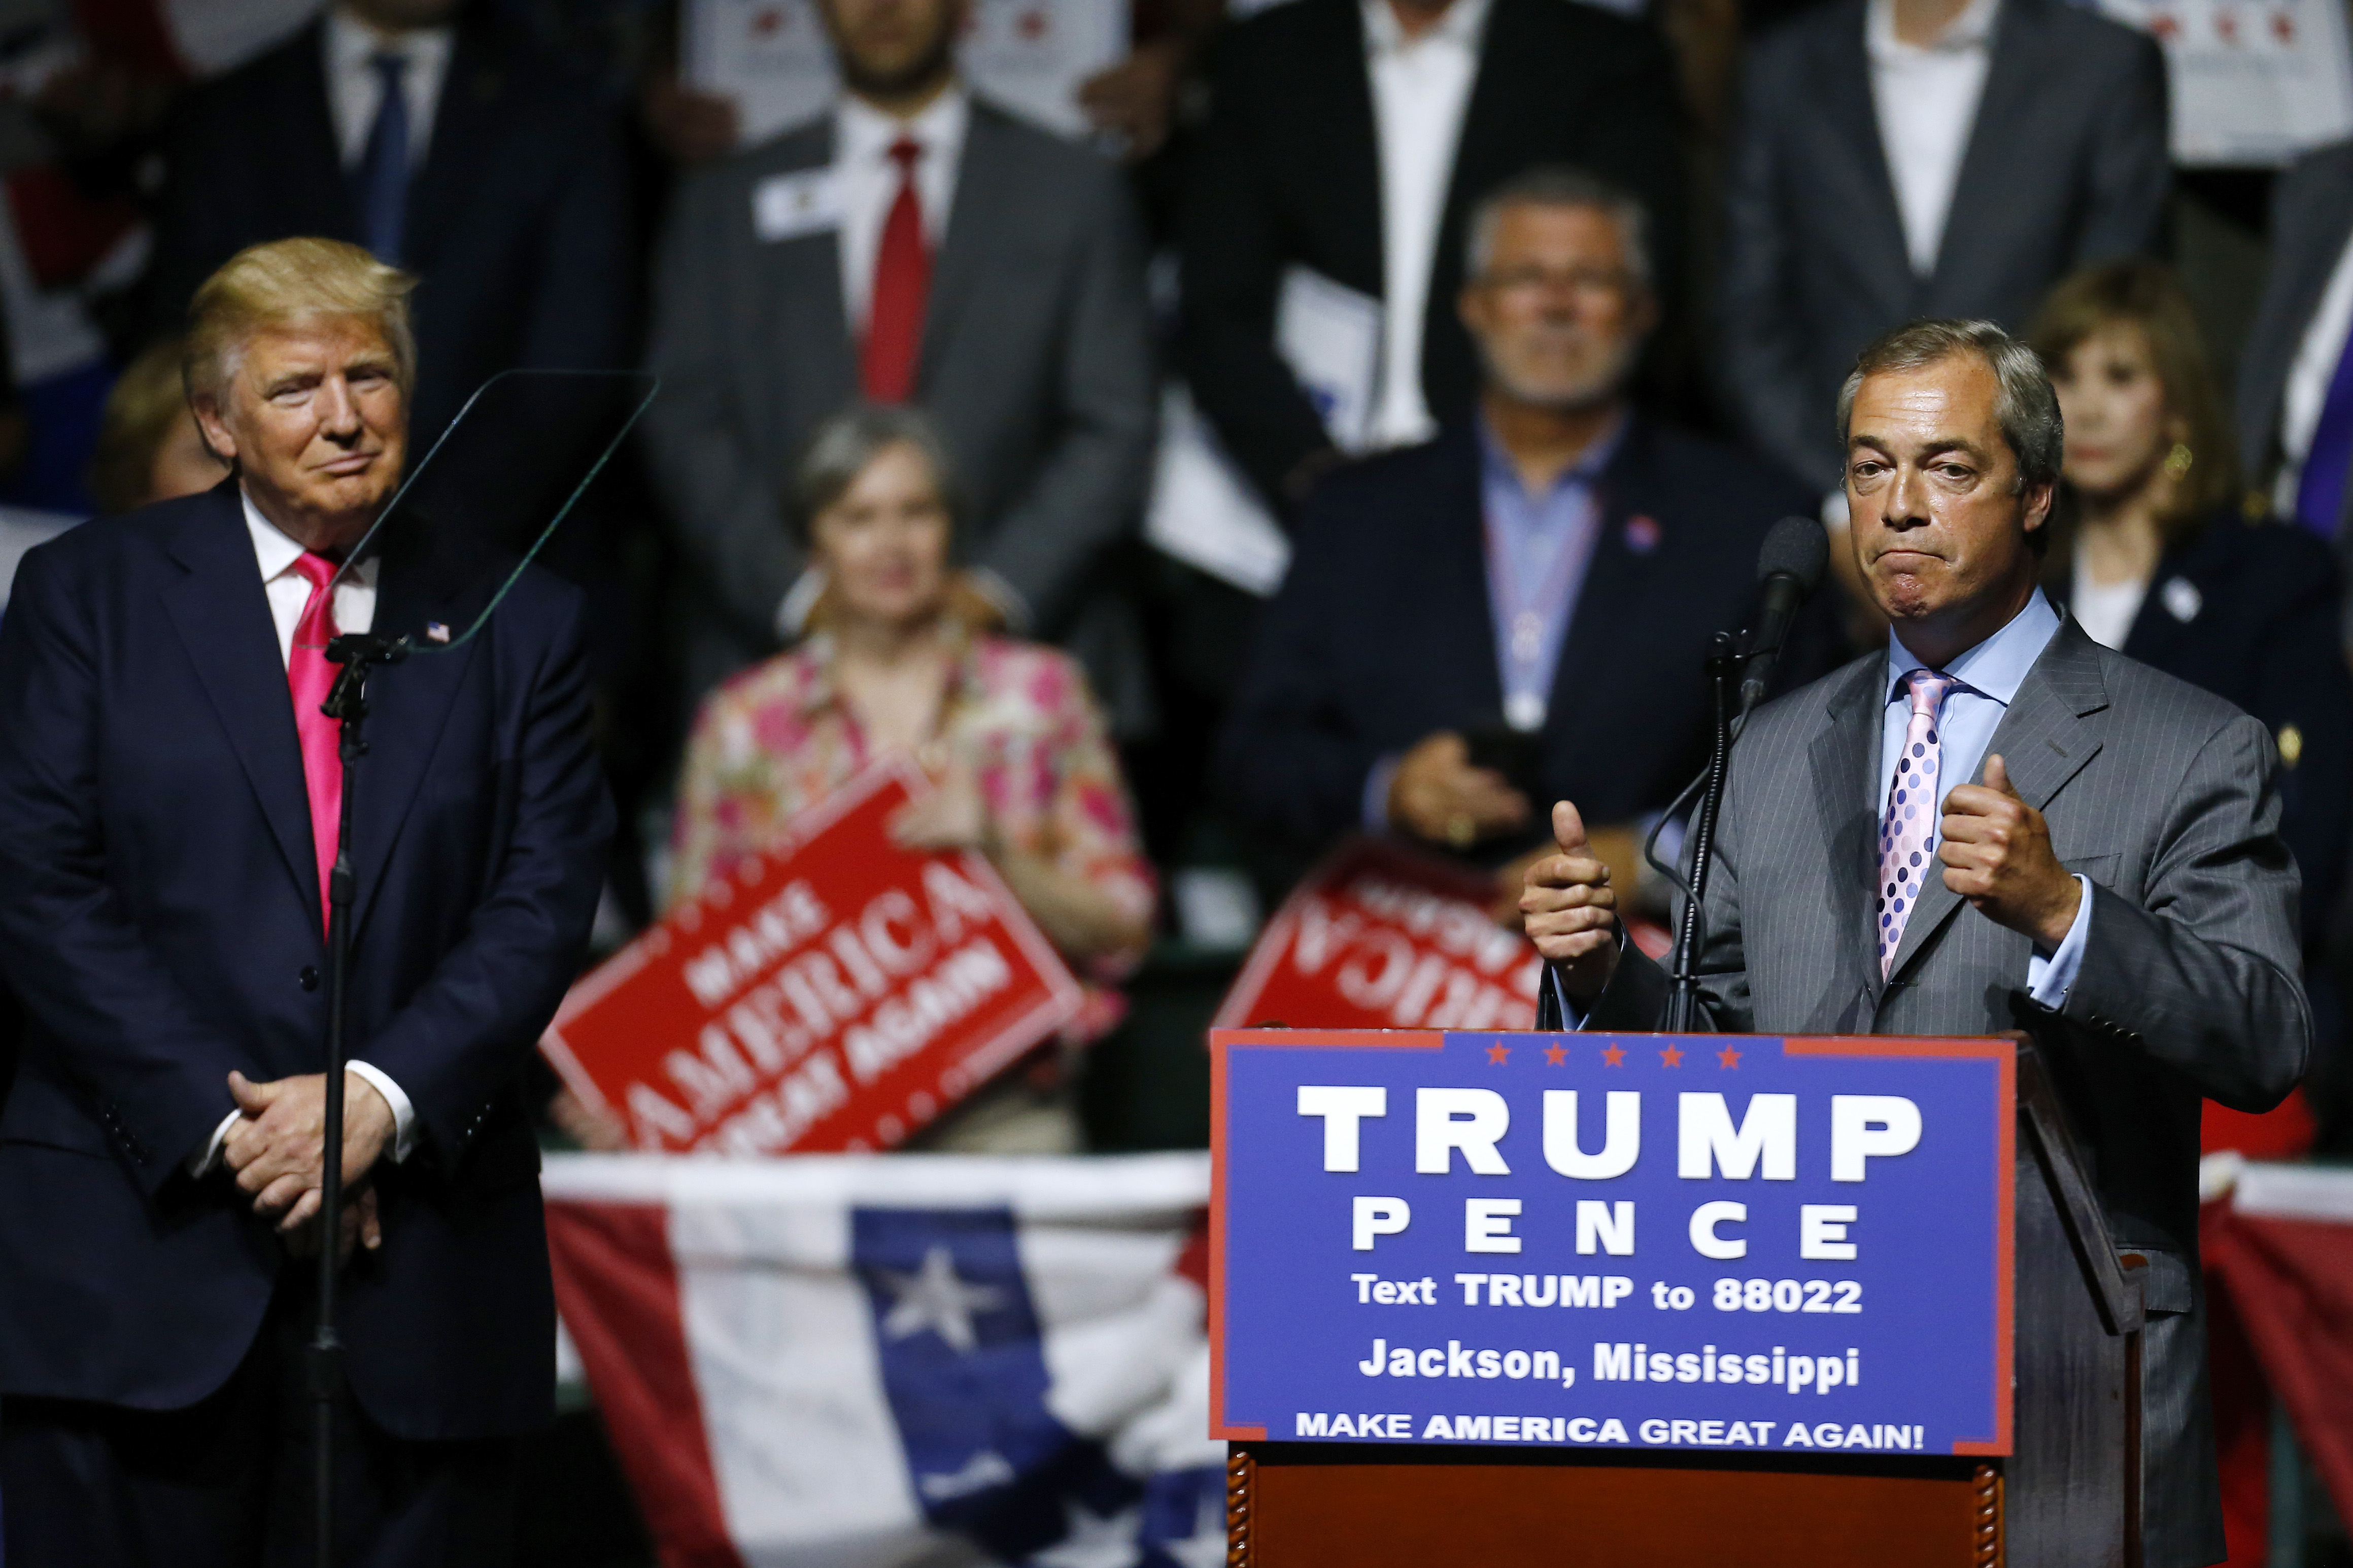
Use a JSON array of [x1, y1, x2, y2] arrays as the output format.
[[540, 762, 1083, 1153], [1212, 837, 1546, 1032]]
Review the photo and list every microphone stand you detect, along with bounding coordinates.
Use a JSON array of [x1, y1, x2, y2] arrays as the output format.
[[1660, 633, 1737, 1032], [313, 630, 408, 1565]]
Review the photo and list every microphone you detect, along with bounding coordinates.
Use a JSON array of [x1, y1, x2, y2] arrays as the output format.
[[1736, 515, 1830, 718]]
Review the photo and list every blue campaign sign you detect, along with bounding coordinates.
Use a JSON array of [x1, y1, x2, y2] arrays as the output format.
[[1210, 1030, 2014, 1459]]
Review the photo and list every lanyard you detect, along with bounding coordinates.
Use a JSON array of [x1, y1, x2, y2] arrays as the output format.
[[1483, 484, 1596, 731]]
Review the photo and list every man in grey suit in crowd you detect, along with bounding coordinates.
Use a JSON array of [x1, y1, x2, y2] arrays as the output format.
[[643, 0, 1156, 726], [1524, 320, 2306, 1567], [1720, 0, 2168, 496], [2237, 138, 2353, 544]]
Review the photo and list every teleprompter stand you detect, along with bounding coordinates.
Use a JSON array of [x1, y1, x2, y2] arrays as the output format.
[[1223, 1048, 2146, 1568], [309, 631, 408, 1565]]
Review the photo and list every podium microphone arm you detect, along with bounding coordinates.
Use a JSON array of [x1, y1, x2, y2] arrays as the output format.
[[1659, 518, 1829, 1032]]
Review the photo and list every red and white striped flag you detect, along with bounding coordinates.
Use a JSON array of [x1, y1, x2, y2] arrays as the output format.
[[544, 1153, 1222, 1567]]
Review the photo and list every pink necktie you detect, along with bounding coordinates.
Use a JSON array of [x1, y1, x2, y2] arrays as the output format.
[[1878, 669, 1956, 978], [287, 552, 344, 930]]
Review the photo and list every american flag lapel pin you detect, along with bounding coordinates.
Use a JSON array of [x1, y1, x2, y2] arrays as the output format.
[[426, 621, 451, 643]]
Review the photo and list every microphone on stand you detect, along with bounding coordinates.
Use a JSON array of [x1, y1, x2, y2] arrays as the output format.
[[1735, 515, 1831, 720]]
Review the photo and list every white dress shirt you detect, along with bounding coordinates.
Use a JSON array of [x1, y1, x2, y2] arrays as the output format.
[[1866, 0, 1999, 277], [193, 492, 418, 1174], [1878, 589, 2090, 1005], [2068, 555, 2147, 652], [1362, 0, 1490, 448], [2273, 230, 2353, 513], [322, 5, 454, 170], [834, 87, 969, 333]]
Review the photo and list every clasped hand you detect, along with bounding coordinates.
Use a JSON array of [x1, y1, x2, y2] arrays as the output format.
[[220, 1069, 395, 1261]]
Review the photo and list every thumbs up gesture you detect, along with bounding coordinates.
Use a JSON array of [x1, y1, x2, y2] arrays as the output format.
[[1520, 800, 1620, 1004], [1937, 753, 2082, 949]]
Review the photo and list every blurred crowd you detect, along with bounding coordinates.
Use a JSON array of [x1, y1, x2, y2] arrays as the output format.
[[6, 0, 2353, 1150]]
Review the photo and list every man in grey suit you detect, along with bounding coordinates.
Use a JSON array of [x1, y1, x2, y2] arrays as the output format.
[[1525, 320, 2306, 1567], [1720, 0, 2169, 497], [2237, 138, 2353, 543], [643, 0, 1156, 726]]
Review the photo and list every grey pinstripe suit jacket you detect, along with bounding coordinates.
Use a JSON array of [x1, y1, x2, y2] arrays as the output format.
[[1583, 615, 2307, 1565]]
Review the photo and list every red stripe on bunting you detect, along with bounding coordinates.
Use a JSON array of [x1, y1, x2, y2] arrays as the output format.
[[547, 1201, 747, 1568]]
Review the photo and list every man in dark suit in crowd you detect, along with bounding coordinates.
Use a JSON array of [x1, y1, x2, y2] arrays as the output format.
[[1720, 0, 2168, 497], [1178, 0, 1682, 516], [1219, 168, 1822, 899], [2237, 138, 2353, 551], [0, 238, 611, 1562], [642, 0, 1156, 727], [1526, 320, 2305, 1567], [143, 0, 637, 444]]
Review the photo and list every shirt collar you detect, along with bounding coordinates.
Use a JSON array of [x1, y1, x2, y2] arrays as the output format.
[[792, 618, 980, 718], [243, 488, 309, 582], [1885, 587, 2060, 706], [325, 4, 454, 74], [1475, 409, 1628, 503], [1866, 0, 1999, 60], [241, 487, 380, 587], [836, 85, 970, 168], [1362, 0, 1492, 59]]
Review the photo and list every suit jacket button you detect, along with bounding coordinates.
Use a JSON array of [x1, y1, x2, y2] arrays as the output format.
[[299, 967, 320, 992]]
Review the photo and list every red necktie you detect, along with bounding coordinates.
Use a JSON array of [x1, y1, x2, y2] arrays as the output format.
[[287, 552, 344, 930], [862, 136, 930, 404]]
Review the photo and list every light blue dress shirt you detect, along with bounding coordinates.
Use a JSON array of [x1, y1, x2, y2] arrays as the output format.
[[1549, 587, 2091, 1025], [1880, 589, 2089, 1006]]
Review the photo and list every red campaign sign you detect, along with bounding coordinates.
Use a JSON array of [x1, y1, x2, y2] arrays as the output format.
[[1211, 836, 1672, 1033], [540, 762, 1083, 1154], [1211, 837, 1545, 1032]]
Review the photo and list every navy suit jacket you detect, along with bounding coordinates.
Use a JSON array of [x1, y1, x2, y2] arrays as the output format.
[[0, 482, 612, 1438], [1217, 417, 1830, 858], [2050, 513, 2353, 950], [143, 16, 637, 442]]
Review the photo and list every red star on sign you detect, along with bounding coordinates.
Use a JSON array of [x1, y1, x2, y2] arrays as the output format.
[[752, 7, 782, 34], [1718, 1047, 1743, 1069], [1487, 1042, 1511, 1065], [1017, 8, 1048, 38], [1600, 1043, 1625, 1067], [1659, 1045, 1685, 1067], [1544, 1043, 1568, 1066]]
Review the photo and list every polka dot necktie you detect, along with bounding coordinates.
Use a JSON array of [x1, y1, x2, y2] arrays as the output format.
[[1878, 669, 1955, 978]]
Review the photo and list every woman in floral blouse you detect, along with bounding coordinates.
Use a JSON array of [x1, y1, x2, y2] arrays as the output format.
[[666, 406, 1156, 1151]]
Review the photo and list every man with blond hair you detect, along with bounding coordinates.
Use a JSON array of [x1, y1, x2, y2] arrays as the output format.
[[0, 236, 612, 1563]]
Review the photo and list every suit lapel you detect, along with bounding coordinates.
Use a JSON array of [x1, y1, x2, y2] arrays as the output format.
[[1816, 7, 1915, 310], [1813, 655, 1890, 1008], [1540, 425, 1657, 731], [160, 486, 323, 925], [282, 23, 360, 241], [919, 108, 1009, 393], [347, 543, 485, 937], [755, 122, 859, 422], [1926, 0, 2045, 301], [403, 21, 503, 271], [1886, 615, 2108, 979], [1426, 429, 1507, 717]]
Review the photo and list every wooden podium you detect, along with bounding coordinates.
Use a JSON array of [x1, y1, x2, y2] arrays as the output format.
[[1220, 1047, 2145, 1568]]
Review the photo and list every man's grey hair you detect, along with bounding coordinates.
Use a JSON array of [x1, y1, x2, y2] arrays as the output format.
[[1464, 165, 1653, 291], [1836, 319, 2064, 495], [789, 403, 962, 540]]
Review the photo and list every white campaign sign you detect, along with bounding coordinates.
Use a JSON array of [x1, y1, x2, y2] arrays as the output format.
[[2096, 0, 2353, 165]]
